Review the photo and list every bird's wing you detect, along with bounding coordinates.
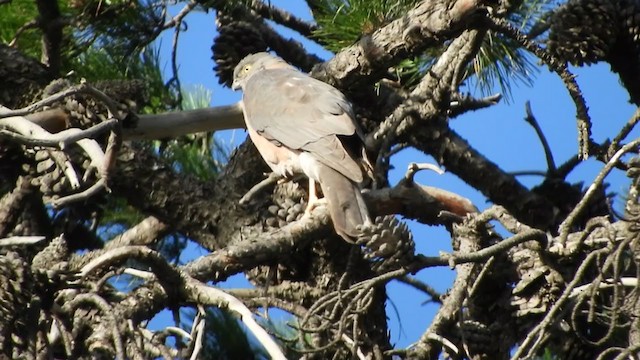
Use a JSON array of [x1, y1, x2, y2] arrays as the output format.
[[242, 68, 363, 182]]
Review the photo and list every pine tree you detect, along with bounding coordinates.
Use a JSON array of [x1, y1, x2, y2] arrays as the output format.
[[0, 0, 639, 359]]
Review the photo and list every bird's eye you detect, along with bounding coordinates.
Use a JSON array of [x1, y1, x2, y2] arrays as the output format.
[[243, 65, 251, 73]]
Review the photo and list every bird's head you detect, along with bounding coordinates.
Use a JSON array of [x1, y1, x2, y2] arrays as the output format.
[[231, 52, 291, 90]]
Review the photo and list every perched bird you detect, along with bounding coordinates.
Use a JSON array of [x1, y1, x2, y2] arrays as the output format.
[[232, 52, 371, 240]]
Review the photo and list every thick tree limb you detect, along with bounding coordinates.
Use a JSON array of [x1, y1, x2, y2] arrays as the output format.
[[35, 0, 63, 76], [311, 0, 486, 89], [123, 103, 244, 140]]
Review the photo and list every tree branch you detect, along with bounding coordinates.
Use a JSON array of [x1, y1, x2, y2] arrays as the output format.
[[311, 0, 486, 89], [123, 103, 244, 140]]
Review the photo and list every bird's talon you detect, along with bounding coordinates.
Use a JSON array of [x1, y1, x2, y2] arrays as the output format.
[[304, 198, 326, 216]]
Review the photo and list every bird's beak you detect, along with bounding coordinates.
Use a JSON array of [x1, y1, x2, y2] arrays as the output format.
[[231, 80, 240, 91]]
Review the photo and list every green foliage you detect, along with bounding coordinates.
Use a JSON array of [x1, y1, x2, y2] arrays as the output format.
[[99, 196, 146, 232], [69, 46, 176, 114], [535, 348, 561, 359], [468, 0, 555, 99], [309, 0, 555, 99], [0, 2, 40, 57], [72, 0, 162, 57], [158, 85, 229, 181], [311, 0, 419, 52], [469, 32, 537, 100]]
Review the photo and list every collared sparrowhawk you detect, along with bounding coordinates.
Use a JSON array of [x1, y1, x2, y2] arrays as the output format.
[[231, 52, 371, 240]]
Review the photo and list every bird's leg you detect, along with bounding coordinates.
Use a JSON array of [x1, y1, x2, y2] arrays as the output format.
[[304, 178, 325, 215]]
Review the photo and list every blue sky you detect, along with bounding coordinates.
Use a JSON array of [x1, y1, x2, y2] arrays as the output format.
[[150, 1, 638, 349]]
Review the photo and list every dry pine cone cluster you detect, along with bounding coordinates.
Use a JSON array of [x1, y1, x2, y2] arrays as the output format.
[[547, 0, 640, 66]]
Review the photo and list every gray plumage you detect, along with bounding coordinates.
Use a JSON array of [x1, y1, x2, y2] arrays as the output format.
[[232, 52, 370, 239]]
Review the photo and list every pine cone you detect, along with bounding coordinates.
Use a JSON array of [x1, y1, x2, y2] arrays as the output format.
[[357, 216, 415, 272], [30, 79, 146, 200], [212, 20, 268, 87], [0, 44, 50, 109], [0, 252, 35, 358], [263, 181, 306, 228], [547, 0, 620, 65], [509, 245, 564, 334], [619, 0, 640, 43], [609, 0, 640, 104]]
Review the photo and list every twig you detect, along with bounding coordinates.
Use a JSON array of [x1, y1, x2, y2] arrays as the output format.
[[249, 0, 318, 37], [448, 93, 502, 118], [509, 170, 548, 177], [408, 217, 483, 358], [79, 246, 175, 281], [49, 316, 73, 357], [398, 276, 442, 304], [239, 172, 282, 204], [511, 249, 608, 359], [104, 216, 168, 250], [0, 236, 46, 246], [608, 107, 640, 159], [0, 82, 122, 120], [524, 101, 556, 172], [63, 293, 126, 359], [467, 256, 496, 300], [189, 307, 205, 360], [0, 119, 118, 148], [475, 205, 539, 234], [123, 268, 156, 281], [425, 228, 546, 269], [0, 111, 108, 177], [9, 19, 39, 47], [340, 334, 367, 360], [185, 280, 287, 360], [569, 277, 637, 298], [554, 155, 581, 179], [487, 17, 592, 159], [169, 15, 184, 108], [162, 0, 197, 29], [52, 178, 106, 208], [559, 138, 640, 242], [422, 332, 460, 356], [1, 81, 124, 207], [404, 162, 445, 183]]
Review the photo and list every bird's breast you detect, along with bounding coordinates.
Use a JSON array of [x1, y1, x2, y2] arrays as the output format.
[[246, 121, 302, 178]]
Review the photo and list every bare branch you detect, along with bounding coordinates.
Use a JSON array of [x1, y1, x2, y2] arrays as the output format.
[[524, 101, 556, 173], [248, 0, 318, 37], [559, 138, 640, 242], [123, 103, 244, 140], [184, 279, 287, 360], [239, 172, 283, 205], [608, 106, 640, 158], [0, 236, 46, 246], [104, 216, 169, 250], [0, 82, 124, 121], [404, 162, 445, 183], [511, 249, 609, 359], [448, 93, 502, 117], [0, 119, 118, 148], [487, 16, 592, 159]]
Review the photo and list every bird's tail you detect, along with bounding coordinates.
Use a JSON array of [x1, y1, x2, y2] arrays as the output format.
[[317, 163, 370, 241]]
